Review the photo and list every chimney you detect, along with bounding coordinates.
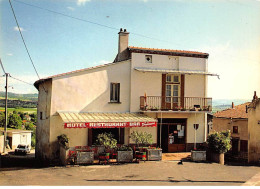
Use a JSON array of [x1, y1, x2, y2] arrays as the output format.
[[253, 91, 258, 100], [117, 28, 129, 62], [232, 102, 234, 109]]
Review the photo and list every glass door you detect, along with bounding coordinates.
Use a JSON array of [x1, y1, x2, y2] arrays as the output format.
[[166, 84, 180, 109]]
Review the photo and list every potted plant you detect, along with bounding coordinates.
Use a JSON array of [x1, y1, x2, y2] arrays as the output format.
[[191, 144, 207, 162], [207, 130, 231, 165], [116, 145, 133, 163], [130, 131, 162, 161], [95, 132, 117, 164]]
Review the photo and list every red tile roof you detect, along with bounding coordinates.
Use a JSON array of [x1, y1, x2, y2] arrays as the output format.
[[214, 102, 250, 119], [128, 46, 209, 57]]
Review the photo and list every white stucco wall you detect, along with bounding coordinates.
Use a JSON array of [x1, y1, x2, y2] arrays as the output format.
[[130, 53, 208, 112], [50, 60, 131, 114], [145, 112, 207, 144]]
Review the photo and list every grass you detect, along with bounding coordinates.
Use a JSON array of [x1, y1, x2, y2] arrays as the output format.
[[0, 107, 37, 114]]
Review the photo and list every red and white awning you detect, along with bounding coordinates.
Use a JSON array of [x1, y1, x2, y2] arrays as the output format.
[[58, 112, 157, 129]]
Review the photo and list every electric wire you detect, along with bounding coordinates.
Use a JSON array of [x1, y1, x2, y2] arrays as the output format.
[[13, 0, 260, 64], [0, 58, 6, 74], [8, 0, 47, 92], [13, 0, 183, 46], [9, 75, 34, 86]]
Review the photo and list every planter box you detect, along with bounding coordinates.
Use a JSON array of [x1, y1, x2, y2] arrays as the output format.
[[146, 149, 162, 161], [117, 151, 133, 163], [191, 151, 206, 162], [76, 151, 94, 164], [60, 145, 70, 166]]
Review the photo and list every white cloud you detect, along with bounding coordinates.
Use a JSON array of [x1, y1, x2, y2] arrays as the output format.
[[67, 6, 75, 11], [7, 53, 13, 56], [77, 0, 91, 6], [13, 26, 25, 32], [92, 60, 110, 66]]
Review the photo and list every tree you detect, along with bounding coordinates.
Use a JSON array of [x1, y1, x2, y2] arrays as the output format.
[[207, 130, 232, 154], [95, 132, 117, 149], [29, 113, 37, 124], [8, 113, 22, 129], [130, 131, 153, 147], [0, 112, 5, 127]]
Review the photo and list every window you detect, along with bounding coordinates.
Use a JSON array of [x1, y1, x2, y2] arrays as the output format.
[[110, 83, 120, 102], [166, 74, 180, 83], [233, 126, 238, 133], [40, 112, 43, 120], [145, 55, 152, 63]]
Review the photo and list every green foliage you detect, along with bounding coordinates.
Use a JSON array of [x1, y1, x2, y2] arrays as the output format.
[[29, 113, 37, 124], [130, 131, 153, 147], [95, 132, 117, 149], [8, 113, 22, 129], [0, 112, 5, 127], [116, 145, 132, 151], [207, 130, 232, 154], [57, 134, 69, 148]]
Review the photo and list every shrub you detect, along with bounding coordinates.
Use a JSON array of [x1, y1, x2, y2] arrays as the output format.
[[95, 132, 117, 149], [57, 134, 69, 148], [207, 130, 231, 154], [130, 131, 153, 147]]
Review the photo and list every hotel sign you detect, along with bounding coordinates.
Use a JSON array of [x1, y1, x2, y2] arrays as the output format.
[[64, 122, 157, 128]]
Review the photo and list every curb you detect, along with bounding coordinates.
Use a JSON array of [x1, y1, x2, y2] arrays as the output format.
[[242, 172, 260, 186]]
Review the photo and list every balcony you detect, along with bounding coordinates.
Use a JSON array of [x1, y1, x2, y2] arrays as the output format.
[[140, 96, 212, 112]]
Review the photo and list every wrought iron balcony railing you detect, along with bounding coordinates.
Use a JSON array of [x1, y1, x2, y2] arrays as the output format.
[[140, 96, 212, 111]]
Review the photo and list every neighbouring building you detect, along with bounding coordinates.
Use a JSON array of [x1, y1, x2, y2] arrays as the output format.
[[4, 130, 32, 150], [248, 91, 260, 163], [213, 102, 250, 160], [34, 29, 218, 163]]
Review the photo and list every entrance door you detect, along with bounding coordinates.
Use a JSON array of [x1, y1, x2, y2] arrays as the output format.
[[168, 124, 185, 152], [166, 84, 180, 109], [232, 138, 239, 154]]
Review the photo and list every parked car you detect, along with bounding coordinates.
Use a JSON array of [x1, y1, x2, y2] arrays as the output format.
[[15, 144, 30, 155]]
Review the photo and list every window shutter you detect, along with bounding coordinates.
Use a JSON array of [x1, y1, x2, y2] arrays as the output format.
[[110, 83, 113, 101], [181, 74, 185, 108], [117, 83, 120, 102], [161, 74, 166, 109]]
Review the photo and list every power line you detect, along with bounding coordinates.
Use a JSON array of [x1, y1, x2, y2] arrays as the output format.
[[0, 58, 6, 74], [9, 75, 34, 86], [8, 0, 47, 92], [13, 0, 119, 31], [13, 0, 183, 47]]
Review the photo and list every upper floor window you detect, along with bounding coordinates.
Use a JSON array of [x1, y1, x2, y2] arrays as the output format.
[[145, 55, 152, 63], [166, 74, 180, 83], [110, 83, 120, 102], [233, 126, 238, 133]]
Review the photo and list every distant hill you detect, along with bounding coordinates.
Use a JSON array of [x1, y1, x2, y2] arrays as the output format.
[[0, 92, 38, 102]]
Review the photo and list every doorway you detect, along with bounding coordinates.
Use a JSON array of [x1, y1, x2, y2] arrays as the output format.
[[158, 118, 187, 152]]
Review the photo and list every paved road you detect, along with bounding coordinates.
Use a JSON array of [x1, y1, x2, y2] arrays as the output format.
[[1, 160, 260, 186]]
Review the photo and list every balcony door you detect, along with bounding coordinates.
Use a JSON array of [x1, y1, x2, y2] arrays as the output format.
[[162, 74, 184, 110], [166, 84, 180, 109]]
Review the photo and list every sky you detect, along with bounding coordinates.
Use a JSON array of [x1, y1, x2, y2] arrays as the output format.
[[0, 0, 260, 100]]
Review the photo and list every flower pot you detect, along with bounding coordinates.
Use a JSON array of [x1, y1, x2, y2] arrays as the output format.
[[191, 151, 206, 162], [146, 148, 162, 161], [117, 151, 133, 163]]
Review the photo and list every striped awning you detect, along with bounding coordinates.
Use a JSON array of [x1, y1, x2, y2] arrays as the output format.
[[58, 112, 157, 128], [134, 67, 220, 78]]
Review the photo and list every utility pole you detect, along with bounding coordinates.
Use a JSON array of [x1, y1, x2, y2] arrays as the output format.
[[3, 73, 9, 153]]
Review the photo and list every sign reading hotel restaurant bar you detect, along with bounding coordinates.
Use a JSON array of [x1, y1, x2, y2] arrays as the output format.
[[64, 122, 157, 128]]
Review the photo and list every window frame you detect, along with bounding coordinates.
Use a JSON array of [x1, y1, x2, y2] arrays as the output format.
[[145, 55, 152, 63], [110, 83, 120, 103], [233, 126, 238, 133]]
